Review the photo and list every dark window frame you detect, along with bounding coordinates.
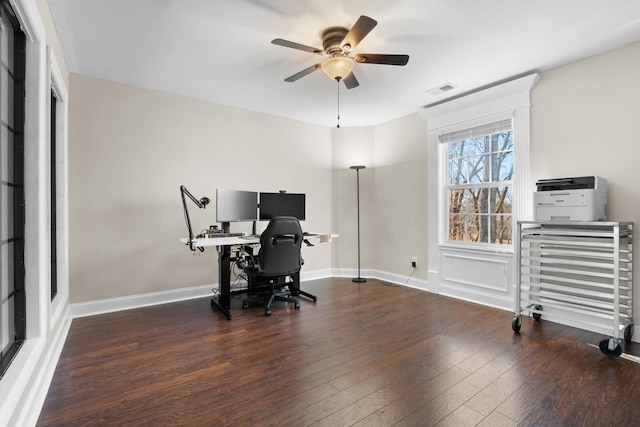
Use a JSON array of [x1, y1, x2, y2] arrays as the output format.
[[0, 0, 26, 379]]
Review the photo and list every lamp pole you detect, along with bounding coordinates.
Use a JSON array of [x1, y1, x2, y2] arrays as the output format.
[[350, 166, 366, 283]]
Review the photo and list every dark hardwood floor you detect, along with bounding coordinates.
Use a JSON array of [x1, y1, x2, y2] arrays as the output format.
[[38, 278, 640, 426]]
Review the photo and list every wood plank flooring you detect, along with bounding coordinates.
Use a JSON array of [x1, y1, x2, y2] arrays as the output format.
[[38, 278, 640, 426]]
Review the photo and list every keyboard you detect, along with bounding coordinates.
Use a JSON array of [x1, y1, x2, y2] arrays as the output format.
[[207, 232, 243, 238]]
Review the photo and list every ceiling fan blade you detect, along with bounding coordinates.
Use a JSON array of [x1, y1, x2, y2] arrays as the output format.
[[341, 15, 377, 50], [284, 64, 321, 82], [355, 54, 410, 66], [343, 72, 359, 89], [272, 38, 323, 55]]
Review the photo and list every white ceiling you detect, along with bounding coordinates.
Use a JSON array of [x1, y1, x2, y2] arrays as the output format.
[[47, 0, 640, 127]]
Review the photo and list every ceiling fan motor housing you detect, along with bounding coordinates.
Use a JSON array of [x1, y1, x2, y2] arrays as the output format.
[[322, 27, 349, 55]]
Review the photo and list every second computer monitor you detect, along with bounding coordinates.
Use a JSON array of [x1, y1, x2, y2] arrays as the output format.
[[259, 192, 305, 221]]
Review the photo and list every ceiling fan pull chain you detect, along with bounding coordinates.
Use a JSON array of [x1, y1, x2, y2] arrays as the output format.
[[336, 80, 340, 128]]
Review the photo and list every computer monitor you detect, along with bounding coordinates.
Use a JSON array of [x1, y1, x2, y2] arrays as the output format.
[[259, 192, 305, 221], [216, 189, 258, 223]]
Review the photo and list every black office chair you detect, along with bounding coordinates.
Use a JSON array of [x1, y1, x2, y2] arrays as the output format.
[[242, 216, 303, 316]]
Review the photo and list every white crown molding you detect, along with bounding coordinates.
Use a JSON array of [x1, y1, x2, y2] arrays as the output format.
[[420, 73, 540, 130]]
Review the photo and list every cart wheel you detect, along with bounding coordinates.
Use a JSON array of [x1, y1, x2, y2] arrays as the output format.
[[624, 324, 634, 343], [599, 338, 623, 357], [533, 305, 542, 321], [295, 302, 300, 309], [242, 301, 248, 310], [512, 316, 522, 333]]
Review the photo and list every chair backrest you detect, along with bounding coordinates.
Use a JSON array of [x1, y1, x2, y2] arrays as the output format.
[[257, 216, 303, 278]]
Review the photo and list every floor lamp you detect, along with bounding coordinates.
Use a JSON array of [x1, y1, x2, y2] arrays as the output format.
[[350, 165, 366, 283]]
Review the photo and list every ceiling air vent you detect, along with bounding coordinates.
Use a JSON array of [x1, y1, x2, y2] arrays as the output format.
[[426, 83, 457, 96]]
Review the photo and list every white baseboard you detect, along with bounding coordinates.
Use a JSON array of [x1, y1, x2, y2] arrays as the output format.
[[300, 268, 334, 281], [330, 268, 428, 290], [69, 269, 640, 346], [71, 269, 336, 318], [71, 283, 216, 318]]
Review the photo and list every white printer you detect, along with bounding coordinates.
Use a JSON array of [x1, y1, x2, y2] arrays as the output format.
[[534, 176, 608, 221]]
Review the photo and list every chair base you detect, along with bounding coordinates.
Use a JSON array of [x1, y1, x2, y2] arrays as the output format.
[[289, 287, 318, 302], [243, 286, 300, 316]]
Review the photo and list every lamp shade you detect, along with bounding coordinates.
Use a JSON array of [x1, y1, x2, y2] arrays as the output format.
[[321, 56, 355, 81]]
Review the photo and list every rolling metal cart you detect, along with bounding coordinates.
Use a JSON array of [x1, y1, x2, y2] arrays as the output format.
[[513, 221, 633, 357]]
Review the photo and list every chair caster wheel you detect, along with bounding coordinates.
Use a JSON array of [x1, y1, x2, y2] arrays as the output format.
[[295, 303, 300, 309], [242, 302, 248, 310], [265, 309, 271, 316]]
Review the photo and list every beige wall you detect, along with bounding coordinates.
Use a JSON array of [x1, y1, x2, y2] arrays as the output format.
[[329, 115, 428, 282], [373, 114, 428, 278], [67, 39, 640, 318], [531, 41, 640, 221], [68, 75, 332, 303], [330, 126, 375, 272], [531, 40, 640, 322]]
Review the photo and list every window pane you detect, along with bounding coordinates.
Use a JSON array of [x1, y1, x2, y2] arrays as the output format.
[[467, 155, 486, 183], [449, 139, 466, 159], [449, 188, 466, 214], [468, 187, 488, 214], [491, 131, 513, 152], [449, 157, 467, 184], [490, 186, 512, 214], [492, 214, 512, 244], [448, 214, 465, 242], [492, 150, 513, 182], [467, 136, 488, 156], [468, 214, 489, 243]]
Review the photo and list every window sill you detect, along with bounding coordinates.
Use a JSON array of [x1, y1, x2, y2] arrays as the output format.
[[438, 241, 514, 256]]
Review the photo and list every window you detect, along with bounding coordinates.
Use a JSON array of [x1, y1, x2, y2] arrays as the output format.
[[424, 73, 537, 302], [442, 120, 513, 245], [0, 0, 26, 379]]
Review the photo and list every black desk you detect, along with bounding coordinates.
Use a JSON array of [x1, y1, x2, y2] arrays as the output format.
[[181, 234, 332, 319]]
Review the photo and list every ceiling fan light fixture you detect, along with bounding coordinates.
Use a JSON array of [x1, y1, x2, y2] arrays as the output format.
[[321, 56, 355, 81]]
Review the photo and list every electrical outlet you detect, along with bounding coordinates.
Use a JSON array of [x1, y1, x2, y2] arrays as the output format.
[[411, 256, 417, 268]]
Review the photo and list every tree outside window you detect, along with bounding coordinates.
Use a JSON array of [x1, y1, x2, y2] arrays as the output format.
[[447, 130, 513, 245]]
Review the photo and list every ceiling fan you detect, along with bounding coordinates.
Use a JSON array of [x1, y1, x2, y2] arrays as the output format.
[[272, 15, 409, 89]]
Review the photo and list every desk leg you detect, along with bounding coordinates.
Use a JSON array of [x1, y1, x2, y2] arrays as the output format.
[[210, 245, 233, 320], [290, 272, 317, 302]]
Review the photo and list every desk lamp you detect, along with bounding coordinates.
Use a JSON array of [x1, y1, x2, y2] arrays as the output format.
[[350, 166, 366, 283]]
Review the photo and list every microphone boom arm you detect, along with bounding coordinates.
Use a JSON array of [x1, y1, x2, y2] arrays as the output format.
[[180, 185, 210, 251]]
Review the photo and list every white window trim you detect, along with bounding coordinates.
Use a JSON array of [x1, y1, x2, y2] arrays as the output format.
[[49, 48, 70, 330], [420, 73, 539, 293], [0, 1, 71, 426]]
